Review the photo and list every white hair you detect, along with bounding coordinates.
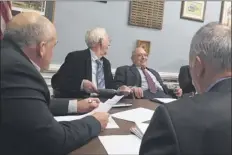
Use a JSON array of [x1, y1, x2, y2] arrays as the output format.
[[190, 22, 231, 73], [4, 16, 52, 48], [85, 27, 107, 48]]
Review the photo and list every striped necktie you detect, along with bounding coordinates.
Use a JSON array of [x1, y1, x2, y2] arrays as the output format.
[[96, 59, 105, 89], [141, 68, 157, 93]]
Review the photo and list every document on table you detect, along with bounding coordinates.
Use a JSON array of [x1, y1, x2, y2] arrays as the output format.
[[54, 115, 119, 129], [153, 98, 177, 103], [111, 107, 154, 123], [99, 135, 141, 155]]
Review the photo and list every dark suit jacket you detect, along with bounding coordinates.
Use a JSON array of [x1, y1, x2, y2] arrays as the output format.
[[51, 49, 114, 98], [178, 65, 196, 94], [140, 78, 231, 155], [114, 65, 175, 98], [0, 38, 101, 155]]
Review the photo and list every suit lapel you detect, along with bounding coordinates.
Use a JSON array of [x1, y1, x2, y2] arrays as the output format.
[[130, 65, 141, 87], [147, 68, 169, 94], [85, 49, 92, 81], [103, 58, 109, 86]]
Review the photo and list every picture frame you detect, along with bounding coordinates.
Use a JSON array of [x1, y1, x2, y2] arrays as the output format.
[[12, 1, 56, 22], [180, 1, 206, 22], [220, 1, 231, 26], [137, 40, 151, 55]]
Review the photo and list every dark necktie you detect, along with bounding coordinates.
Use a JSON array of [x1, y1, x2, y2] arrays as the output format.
[[142, 68, 157, 93]]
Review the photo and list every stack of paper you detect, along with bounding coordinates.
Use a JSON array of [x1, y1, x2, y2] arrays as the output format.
[[99, 135, 141, 155], [130, 123, 149, 139], [111, 107, 154, 123]]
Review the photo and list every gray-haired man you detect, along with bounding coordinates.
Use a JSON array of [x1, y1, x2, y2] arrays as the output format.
[[140, 22, 231, 155]]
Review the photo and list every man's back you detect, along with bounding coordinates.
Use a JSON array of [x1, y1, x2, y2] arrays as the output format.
[[140, 79, 231, 155], [0, 39, 101, 155]]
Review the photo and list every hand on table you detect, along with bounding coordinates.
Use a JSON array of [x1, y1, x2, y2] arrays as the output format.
[[77, 98, 100, 113], [82, 79, 97, 93], [92, 112, 109, 131], [174, 87, 183, 97], [118, 85, 132, 96], [131, 87, 143, 99]]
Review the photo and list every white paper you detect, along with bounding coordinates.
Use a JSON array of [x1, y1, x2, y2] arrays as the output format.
[[106, 117, 119, 128], [99, 135, 141, 155], [54, 115, 119, 129], [54, 95, 124, 129], [136, 123, 149, 134], [106, 95, 124, 105], [112, 107, 154, 123], [93, 102, 112, 112], [154, 98, 177, 103]]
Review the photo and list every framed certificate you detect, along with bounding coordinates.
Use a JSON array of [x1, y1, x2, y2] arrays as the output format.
[[180, 1, 206, 22]]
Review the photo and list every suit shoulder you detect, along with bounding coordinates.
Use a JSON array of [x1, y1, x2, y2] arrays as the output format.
[[66, 49, 89, 57], [165, 92, 231, 115], [116, 65, 130, 70]]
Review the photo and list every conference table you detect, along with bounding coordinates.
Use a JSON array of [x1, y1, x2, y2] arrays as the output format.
[[69, 99, 160, 155]]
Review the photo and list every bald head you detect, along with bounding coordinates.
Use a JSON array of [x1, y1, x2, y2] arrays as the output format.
[[4, 12, 56, 48], [4, 12, 58, 70]]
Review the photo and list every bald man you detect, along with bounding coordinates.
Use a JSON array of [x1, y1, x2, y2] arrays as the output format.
[[0, 12, 109, 155], [114, 47, 182, 99]]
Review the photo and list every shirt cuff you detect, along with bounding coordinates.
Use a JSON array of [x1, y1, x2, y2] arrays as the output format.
[[80, 80, 84, 90], [68, 100, 78, 114]]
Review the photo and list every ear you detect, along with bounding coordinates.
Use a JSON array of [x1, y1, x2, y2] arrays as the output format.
[[195, 56, 205, 77], [37, 41, 47, 58]]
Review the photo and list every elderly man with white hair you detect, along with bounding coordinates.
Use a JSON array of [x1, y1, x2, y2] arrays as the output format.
[[140, 22, 231, 155], [52, 27, 129, 99]]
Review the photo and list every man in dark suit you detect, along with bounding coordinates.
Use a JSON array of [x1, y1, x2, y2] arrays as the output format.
[[140, 22, 231, 155], [114, 47, 182, 99], [52, 28, 123, 98], [0, 12, 109, 155], [178, 65, 196, 94]]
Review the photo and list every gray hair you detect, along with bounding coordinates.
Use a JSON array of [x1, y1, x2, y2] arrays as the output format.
[[190, 22, 231, 72], [85, 27, 107, 48], [4, 16, 52, 48]]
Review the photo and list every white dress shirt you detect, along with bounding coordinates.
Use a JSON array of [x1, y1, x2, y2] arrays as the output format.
[[81, 50, 105, 92], [30, 60, 77, 113], [137, 67, 163, 91], [90, 49, 105, 89]]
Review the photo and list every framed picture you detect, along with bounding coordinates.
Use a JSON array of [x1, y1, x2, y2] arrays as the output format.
[[137, 40, 151, 55], [220, 1, 231, 26], [180, 1, 206, 22], [12, 1, 56, 22]]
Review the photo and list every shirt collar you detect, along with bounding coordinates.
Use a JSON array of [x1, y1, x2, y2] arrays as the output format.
[[90, 49, 101, 61], [30, 59, 40, 71], [206, 77, 232, 92]]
